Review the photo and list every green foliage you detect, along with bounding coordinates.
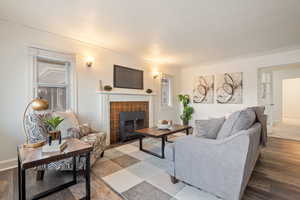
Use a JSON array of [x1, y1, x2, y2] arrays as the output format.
[[44, 116, 64, 131], [178, 94, 194, 125]]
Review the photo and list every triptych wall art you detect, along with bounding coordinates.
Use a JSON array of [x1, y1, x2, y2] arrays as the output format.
[[193, 72, 243, 104]]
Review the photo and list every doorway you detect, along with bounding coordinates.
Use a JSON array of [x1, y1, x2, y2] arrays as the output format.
[[258, 63, 300, 141]]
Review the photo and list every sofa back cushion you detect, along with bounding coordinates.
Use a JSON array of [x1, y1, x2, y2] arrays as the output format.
[[194, 117, 225, 139], [53, 111, 79, 138], [217, 108, 256, 140]]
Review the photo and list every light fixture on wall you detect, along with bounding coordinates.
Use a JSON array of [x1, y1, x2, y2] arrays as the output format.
[[86, 56, 95, 67], [152, 71, 161, 79]]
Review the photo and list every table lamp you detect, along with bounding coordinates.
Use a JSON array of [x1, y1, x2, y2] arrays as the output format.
[[22, 97, 49, 148]]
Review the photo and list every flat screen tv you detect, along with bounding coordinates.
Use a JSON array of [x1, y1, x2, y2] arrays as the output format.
[[113, 65, 144, 89]]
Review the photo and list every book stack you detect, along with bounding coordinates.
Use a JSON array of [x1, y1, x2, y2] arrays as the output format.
[[42, 140, 68, 153]]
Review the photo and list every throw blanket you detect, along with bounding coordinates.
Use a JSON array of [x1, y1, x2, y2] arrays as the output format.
[[249, 106, 268, 147]]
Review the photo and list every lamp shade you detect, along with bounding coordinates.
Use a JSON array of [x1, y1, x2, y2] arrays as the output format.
[[31, 98, 49, 111]]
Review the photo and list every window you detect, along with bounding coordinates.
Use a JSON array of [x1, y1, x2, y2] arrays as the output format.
[[36, 58, 70, 111], [161, 74, 173, 107], [29, 47, 76, 112]]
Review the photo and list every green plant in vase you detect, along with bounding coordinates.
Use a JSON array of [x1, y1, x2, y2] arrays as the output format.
[[44, 116, 64, 143], [178, 94, 194, 125]]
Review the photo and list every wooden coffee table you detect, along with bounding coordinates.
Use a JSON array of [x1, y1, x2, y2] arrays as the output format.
[[135, 124, 192, 159], [17, 138, 93, 200]]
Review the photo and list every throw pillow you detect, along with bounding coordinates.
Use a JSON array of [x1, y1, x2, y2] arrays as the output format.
[[217, 108, 256, 140], [194, 117, 225, 139], [24, 112, 51, 143], [79, 124, 92, 137], [53, 111, 80, 138]]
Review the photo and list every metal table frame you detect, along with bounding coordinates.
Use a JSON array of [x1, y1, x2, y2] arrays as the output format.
[[18, 151, 91, 200]]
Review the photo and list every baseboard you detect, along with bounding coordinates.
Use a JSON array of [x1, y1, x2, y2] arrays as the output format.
[[0, 158, 17, 172]]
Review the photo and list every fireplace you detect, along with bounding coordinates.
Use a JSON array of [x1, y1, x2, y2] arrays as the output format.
[[120, 111, 145, 142], [110, 101, 149, 144]]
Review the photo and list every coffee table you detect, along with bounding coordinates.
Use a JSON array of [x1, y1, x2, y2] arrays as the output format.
[[17, 138, 93, 200], [135, 124, 192, 159]]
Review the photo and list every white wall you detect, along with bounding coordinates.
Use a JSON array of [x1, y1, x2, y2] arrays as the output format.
[[272, 66, 300, 122], [0, 20, 180, 164], [180, 49, 300, 125], [283, 78, 300, 119]]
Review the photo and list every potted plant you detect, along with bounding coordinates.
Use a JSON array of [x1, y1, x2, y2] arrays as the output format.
[[44, 116, 64, 143], [178, 94, 194, 125]]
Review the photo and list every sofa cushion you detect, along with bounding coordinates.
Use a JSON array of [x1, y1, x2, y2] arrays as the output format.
[[165, 143, 175, 161], [53, 111, 80, 138], [217, 108, 256, 140], [194, 117, 225, 139]]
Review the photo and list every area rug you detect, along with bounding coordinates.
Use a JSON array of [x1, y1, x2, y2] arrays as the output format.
[[95, 134, 222, 200]]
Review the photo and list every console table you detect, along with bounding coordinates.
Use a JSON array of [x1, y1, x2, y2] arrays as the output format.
[[17, 138, 93, 200]]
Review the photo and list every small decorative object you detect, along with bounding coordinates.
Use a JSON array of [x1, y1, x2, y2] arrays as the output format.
[[157, 120, 173, 129], [99, 80, 103, 91], [193, 75, 214, 104], [104, 85, 112, 91], [216, 72, 243, 104], [178, 94, 194, 125], [146, 89, 153, 94], [42, 140, 68, 153], [44, 116, 64, 145], [22, 97, 49, 148]]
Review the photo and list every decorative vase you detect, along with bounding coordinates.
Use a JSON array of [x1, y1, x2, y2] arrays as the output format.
[[48, 130, 61, 145], [104, 85, 112, 91], [183, 120, 189, 126], [146, 89, 153, 94]]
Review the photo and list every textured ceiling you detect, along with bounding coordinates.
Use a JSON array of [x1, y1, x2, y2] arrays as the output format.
[[1, 0, 300, 67]]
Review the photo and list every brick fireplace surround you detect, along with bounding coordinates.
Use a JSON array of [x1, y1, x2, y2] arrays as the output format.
[[110, 101, 149, 144], [97, 91, 156, 145]]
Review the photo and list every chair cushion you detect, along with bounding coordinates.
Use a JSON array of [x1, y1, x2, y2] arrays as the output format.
[[194, 117, 225, 139], [53, 111, 79, 138], [217, 108, 256, 140]]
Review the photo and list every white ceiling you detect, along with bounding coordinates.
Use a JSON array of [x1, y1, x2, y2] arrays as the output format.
[[1, 0, 300, 67]]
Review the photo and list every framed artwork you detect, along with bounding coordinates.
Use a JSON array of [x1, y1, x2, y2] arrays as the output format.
[[216, 72, 243, 104], [193, 75, 214, 103]]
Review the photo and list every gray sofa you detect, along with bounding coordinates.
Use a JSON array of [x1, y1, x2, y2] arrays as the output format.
[[165, 107, 267, 200]]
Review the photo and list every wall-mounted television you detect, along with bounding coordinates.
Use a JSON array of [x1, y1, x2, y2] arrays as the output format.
[[113, 65, 144, 89]]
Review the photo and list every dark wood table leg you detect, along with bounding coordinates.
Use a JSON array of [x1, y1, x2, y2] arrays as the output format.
[[139, 136, 143, 150], [73, 156, 77, 184], [21, 168, 26, 200], [161, 136, 166, 159], [18, 155, 21, 200], [186, 128, 189, 135], [85, 152, 91, 200]]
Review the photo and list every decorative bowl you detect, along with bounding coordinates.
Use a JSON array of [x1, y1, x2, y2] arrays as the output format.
[[157, 124, 171, 130]]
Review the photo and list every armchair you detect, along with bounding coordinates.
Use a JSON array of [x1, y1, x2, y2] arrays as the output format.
[[24, 111, 107, 179]]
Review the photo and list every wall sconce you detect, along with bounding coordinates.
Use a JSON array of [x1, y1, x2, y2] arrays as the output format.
[[86, 56, 94, 67], [152, 71, 161, 79]]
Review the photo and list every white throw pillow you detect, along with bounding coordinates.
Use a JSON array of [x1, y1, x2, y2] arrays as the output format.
[[194, 117, 225, 139], [53, 111, 80, 138], [217, 108, 256, 140]]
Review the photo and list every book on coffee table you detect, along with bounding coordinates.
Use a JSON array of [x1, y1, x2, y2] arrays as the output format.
[[42, 140, 67, 153]]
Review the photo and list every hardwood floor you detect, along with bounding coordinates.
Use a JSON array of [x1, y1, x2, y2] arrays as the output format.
[[1, 137, 300, 200]]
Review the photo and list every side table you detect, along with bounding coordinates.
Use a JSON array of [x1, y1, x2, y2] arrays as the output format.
[[17, 138, 93, 200]]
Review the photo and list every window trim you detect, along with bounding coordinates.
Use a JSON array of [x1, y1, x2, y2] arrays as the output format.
[[160, 73, 174, 109], [28, 47, 77, 112]]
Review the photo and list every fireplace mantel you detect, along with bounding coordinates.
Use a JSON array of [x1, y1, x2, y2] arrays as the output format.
[[97, 90, 156, 145], [96, 90, 156, 96]]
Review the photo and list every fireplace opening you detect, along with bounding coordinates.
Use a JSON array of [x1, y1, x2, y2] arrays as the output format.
[[120, 111, 145, 142]]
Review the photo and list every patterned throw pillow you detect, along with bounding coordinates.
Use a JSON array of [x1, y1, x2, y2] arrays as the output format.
[[79, 124, 92, 137], [24, 112, 51, 143]]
